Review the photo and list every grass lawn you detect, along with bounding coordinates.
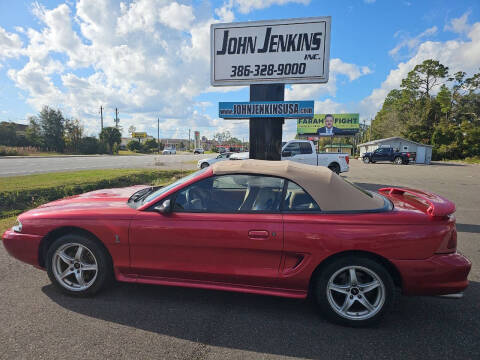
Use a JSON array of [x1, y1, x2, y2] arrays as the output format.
[[0, 216, 15, 234], [0, 168, 176, 192]]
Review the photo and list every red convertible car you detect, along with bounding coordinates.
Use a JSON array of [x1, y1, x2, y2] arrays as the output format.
[[2, 160, 471, 326]]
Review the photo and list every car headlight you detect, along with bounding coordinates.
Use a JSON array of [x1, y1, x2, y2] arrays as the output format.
[[12, 219, 22, 233]]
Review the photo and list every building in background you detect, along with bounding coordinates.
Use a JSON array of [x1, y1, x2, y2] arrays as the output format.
[[323, 144, 353, 155], [357, 137, 432, 164]]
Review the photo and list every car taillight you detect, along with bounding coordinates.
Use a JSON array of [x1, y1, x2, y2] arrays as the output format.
[[407, 152, 410, 157], [345, 156, 349, 164], [435, 228, 457, 254]]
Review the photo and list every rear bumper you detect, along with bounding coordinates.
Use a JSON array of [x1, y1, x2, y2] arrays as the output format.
[[392, 253, 471, 296], [2, 229, 42, 267]]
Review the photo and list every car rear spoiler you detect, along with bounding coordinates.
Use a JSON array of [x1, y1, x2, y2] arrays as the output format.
[[378, 187, 455, 217]]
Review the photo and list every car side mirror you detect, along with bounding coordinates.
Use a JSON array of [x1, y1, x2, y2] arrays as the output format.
[[282, 151, 291, 157], [154, 199, 172, 214]]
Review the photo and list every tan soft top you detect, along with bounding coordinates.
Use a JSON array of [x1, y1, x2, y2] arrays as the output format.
[[211, 160, 384, 211]]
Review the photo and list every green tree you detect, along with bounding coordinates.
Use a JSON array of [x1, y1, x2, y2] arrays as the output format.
[[37, 106, 65, 152], [436, 85, 452, 121], [64, 118, 84, 153], [25, 117, 44, 148], [0, 122, 18, 146], [401, 59, 449, 97], [79, 137, 100, 154], [127, 140, 142, 152], [100, 127, 122, 154], [144, 138, 158, 152]]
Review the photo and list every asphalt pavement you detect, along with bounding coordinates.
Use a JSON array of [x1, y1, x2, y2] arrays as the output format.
[[1, 160, 479, 359], [0, 154, 211, 177]]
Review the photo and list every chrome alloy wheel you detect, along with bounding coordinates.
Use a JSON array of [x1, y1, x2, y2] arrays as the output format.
[[52, 243, 98, 292], [326, 266, 385, 321]]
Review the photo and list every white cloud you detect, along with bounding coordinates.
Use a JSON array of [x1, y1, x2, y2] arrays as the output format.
[[389, 26, 438, 59], [444, 11, 472, 35], [285, 58, 372, 100], [0, 26, 23, 59]]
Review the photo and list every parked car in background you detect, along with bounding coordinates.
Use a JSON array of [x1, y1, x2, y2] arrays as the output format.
[[3, 160, 470, 327], [362, 147, 415, 165], [194, 148, 204, 155], [230, 140, 349, 174], [197, 152, 233, 169], [162, 147, 176, 155]]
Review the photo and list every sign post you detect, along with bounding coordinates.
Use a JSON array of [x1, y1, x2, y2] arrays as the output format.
[[211, 17, 331, 160]]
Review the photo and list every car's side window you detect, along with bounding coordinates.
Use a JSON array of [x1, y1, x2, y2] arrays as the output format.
[[282, 181, 320, 212], [283, 142, 301, 156], [299, 142, 313, 154], [173, 175, 285, 213]]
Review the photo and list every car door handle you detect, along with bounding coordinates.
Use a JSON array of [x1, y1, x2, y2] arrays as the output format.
[[248, 230, 269, 239]]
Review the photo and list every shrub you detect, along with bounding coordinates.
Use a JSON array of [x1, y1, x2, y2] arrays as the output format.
[[127, 140, 142, 152]]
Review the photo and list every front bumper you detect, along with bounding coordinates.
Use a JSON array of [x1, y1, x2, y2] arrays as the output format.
[[2, 229, 43, 267], [392, 253, 471, 296]]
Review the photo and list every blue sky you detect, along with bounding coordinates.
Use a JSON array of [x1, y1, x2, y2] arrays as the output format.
[[0, 0, 479, 140]]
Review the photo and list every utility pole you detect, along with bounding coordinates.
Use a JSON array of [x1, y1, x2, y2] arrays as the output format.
[[157, 117, 160, 154], [188, 129, 191, 152], [100, 105, 104, 132], [114, 108, 120, 128], [369, 118, 372, 141]]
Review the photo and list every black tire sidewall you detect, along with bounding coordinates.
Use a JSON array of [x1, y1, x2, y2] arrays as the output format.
[[314, 256, 395, 327], [46, 234, 112, 297], [329, 163, 340, 174]]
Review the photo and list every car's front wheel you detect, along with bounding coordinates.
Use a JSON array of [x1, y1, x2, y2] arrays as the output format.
[[200, 162, 209, 169], [314, 256, 394, 327], [362, 157, 370, 164], [46, 233, 113, 296]]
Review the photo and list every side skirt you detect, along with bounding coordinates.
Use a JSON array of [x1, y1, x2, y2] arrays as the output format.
[[116, 272, 307, 299]]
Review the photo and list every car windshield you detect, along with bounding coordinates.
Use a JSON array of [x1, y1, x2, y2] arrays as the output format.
[[141, 168, 209, 204]]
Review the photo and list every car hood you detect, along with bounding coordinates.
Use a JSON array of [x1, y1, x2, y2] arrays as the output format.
[[22, 185, 150, 219]]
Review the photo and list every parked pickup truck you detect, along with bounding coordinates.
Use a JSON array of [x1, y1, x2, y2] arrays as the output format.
[[362, 147, 416, 165], [229, 140, 349, 174]]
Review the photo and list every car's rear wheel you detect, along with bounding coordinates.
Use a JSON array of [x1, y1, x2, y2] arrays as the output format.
[[46, 233, 113, 296], [314, 257, 394, 327], [328, 163, 341, 174], [394, 156, 403, 165], [363, 157, 370, 164], [200, 162, 209, 169]]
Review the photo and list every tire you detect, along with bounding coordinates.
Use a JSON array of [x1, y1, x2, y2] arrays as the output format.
[[328, 163, 341, 174], [394, 157, 403, 165], [314, 256, 394, 327], [46, 233, 113, 297], [200, 162, 209, 169], [362, 157, 370, 164]]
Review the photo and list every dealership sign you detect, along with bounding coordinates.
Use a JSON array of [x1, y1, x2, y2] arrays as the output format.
[[132, 132, 147, 138], [211, 17, 331, 86], [219, 101, 314, 119]]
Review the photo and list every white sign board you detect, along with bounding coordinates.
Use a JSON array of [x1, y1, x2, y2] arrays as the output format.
[[211, 17, 331, 86]]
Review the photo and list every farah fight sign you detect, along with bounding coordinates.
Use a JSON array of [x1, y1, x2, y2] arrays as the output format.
[[211, 17, 331, 86], [219, 101, 314, 119]]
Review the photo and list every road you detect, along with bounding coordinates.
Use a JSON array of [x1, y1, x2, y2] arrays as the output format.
[[0, 154, 212, 177], [1, 160, 479, 359]]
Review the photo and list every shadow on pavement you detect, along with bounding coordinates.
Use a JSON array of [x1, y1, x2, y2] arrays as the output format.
[[456, 223, 480, 234], [42, 281, 480, 359]]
